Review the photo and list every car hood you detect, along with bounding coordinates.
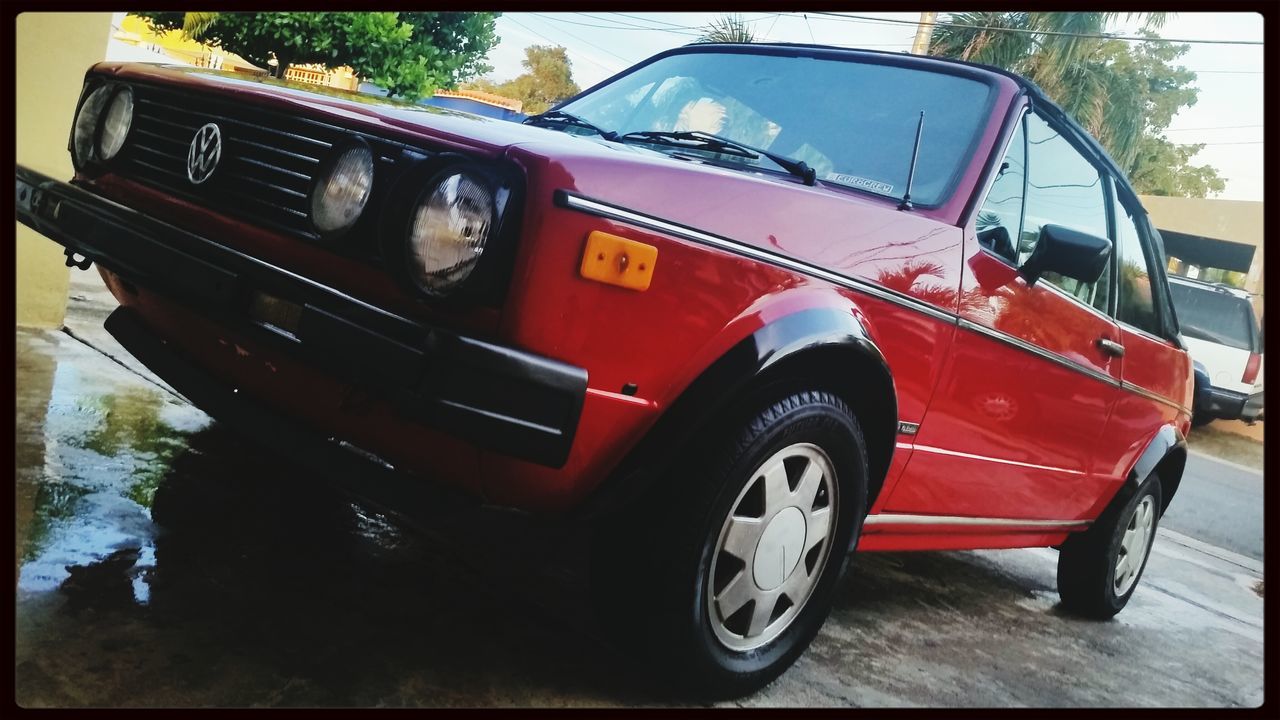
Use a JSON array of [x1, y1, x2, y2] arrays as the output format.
[[95, 63, 965, 313], [93, 62, 605, 158]]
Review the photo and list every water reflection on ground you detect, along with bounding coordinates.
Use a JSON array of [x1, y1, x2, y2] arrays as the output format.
[[14, 328, 633, 707]]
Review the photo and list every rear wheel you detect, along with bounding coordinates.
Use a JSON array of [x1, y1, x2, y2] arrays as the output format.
[[1057, 472, 1162, 619], [594, 390, 868, 699]]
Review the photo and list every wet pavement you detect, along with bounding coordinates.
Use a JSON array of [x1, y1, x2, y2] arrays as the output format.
[[13, 280, 1266, 707]]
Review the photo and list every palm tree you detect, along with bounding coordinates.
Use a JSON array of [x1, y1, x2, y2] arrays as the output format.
[[929, 12, 1171, 168], [180, 11, 220, 40], [699, 14, 755, 44]]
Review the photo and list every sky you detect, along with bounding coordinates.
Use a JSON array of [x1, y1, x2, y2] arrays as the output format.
[[485, 11, 1264, 201]]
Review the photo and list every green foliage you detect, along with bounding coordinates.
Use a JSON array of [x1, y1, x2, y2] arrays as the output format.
[[181, 11, 219, 39], [1128, 136, 1227, 198], [133, 12, 499, 100], [929, 12, 1225, 198], [463, 45, 580, 115], [699, 14, 756, 44]]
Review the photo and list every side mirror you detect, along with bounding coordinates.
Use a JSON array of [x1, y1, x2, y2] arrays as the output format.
[[1020, 224, 1112, 287]]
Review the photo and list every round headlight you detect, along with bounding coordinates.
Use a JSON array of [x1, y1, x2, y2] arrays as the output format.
[[311, 145, 374, 235], [406, 170, 495, 296], [97, 87, 134, 160], [72, 86, 110, 166]]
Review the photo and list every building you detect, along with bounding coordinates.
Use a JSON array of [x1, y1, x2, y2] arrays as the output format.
[[1139, 195, 1264, 319], [284, 63, 360, 91], [420, 89, 525, 121], [112, 14, 265, 75]]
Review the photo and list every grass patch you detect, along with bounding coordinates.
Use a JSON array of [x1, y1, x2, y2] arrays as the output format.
[[1187, 423, 1264, 470]]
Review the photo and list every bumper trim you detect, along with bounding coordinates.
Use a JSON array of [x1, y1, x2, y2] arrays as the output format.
[[17, 164, 587, 467], [1201, 386, 1264, 423]]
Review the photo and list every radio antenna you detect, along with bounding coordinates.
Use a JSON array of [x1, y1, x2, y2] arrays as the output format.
[[899, 111, 925, 211]]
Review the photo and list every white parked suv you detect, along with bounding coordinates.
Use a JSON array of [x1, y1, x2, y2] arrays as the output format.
[[1169, 276, 1264, 426]]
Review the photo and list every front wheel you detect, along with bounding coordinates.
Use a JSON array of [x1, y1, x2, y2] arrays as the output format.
[[1057, 472, 1162, 619], [594, 390, 869, 699]]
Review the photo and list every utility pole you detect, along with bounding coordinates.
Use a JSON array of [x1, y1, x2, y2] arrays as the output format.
[[910, 11, 938, 55]]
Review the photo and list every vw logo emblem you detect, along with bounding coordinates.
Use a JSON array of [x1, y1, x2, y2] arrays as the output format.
[[186, 122, 222, 185]]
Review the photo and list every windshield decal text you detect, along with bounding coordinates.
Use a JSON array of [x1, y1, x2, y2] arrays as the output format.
[[825, 173, 894, 194]]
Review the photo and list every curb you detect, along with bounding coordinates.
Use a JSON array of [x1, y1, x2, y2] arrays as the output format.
[[1186, 449, 1264, 476], [1157, 527, 1264, 575]]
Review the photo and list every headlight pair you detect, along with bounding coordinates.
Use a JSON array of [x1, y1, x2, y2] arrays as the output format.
[[72, 84, 134, 166], [311, 152, 500, 298]]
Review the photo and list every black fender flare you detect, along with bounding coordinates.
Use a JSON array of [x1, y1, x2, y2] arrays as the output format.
[[1127, 424, 1187, 514], [574, 306, 897, 522]]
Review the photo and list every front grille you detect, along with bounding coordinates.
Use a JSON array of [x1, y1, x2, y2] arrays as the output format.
[[117, 82, 416, 243]]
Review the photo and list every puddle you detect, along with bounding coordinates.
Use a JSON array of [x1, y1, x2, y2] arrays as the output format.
[[16, 330, 209, 603]]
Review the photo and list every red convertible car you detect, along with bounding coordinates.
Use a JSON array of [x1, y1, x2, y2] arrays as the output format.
[[17, 43, 1193, 697]]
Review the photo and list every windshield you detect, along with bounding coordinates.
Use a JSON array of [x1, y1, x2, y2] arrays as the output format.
[[1169, 282, 1258, 351], [557, 50, 995, 205]]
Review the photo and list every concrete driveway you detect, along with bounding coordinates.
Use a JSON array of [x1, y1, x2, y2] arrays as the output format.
[[13, 276, 1265, 707]]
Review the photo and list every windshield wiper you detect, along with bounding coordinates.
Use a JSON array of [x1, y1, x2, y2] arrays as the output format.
[[619, 130, 816, 186], [523, 110, 619, 141]]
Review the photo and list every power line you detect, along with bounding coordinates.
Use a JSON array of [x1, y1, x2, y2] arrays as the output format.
[[566, 12, 700, 36], [525, 13, 636, 64], [764, 13, 782, 41], [604, 12, 781, 31], [548, 12, 912, 48], [1164, 124, 1262, 132], [604, 11, 701, 30], [807, 12, 1265, 46], [503, 15, 619, 72], [1188, 69, 1264, 74]]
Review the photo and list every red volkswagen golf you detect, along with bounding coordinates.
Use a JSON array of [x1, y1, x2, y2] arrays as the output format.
[[17, 43, 1193, 697]]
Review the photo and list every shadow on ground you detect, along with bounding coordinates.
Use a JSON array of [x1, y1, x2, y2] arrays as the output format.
[[18, 408, 1055, 707]]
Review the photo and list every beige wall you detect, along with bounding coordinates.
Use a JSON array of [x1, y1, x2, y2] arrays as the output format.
[[16, 13, 112, 328], [1139, 194, 1265, 303], [1139, 195, 1264, 249]]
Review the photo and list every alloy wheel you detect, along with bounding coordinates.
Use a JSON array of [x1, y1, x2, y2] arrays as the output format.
[[1113, 494, 1155, 596], [707, 442, 839, 651]]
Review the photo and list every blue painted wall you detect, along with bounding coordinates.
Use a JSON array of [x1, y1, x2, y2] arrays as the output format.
[[358, 82, 526, 122]]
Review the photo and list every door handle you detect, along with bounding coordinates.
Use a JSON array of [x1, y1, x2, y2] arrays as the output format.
[[1097, 337, 1125, 357]]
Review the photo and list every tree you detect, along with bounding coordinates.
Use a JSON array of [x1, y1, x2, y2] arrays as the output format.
[[1127, 137, 1226, 197], [698, 14, 756, 43], [463, 45, 579, 115], [928, 12, 1224, 197], [133, 12, 499, 100]]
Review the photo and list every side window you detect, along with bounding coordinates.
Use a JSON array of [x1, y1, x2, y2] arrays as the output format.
[[1021, 113, 1111, 313], [975, 115, 1024, 263], [1113, 191, 1160, 333]]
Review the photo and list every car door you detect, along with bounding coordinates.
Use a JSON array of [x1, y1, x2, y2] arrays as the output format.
[[882, 109, 1126, 521], [1095, 182, 1193, 496]]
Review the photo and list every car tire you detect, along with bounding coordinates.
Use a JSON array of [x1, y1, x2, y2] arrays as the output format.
[[593, 390, 869, 699], [1191, 411, 1214, 428], [1056, 472, 1163, 619]]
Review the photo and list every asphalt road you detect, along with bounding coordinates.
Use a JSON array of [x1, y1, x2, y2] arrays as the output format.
[[1160, 452, 1264, 561]]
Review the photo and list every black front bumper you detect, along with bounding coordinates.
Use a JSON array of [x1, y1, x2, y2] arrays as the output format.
[[16, 165, 587, 468]]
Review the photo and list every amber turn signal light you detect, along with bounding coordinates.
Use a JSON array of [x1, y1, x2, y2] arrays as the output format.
[[580, 231, 657, 291]]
